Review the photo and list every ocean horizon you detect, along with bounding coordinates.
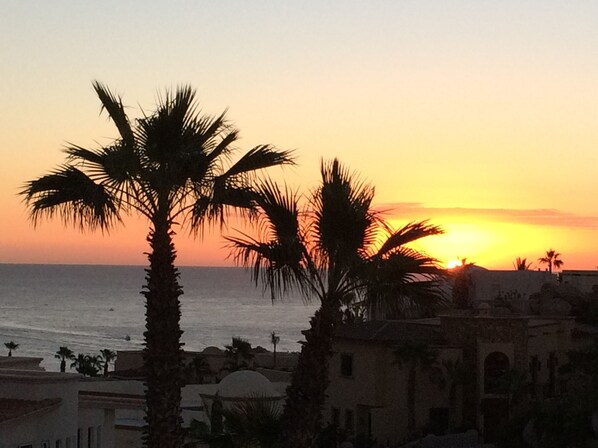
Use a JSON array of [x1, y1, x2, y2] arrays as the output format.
[[0, 263, 317, 372]]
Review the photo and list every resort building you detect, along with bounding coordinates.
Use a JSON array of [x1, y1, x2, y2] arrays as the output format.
[[325, 310, 583, 446]]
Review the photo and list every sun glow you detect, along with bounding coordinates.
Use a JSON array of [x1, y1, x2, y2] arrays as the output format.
[[447, 259, 463, 269]]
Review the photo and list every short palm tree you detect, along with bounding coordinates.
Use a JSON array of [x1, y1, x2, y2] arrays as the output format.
[[21, 82, 292, 448], [513, 257, 532, 271], [393, 340, 438, 436], [224, 337, 254, 371], [55, 346, 75, 372], [4, 341, 18, 357], [99, 349, 117, 377], [538, 249, 563, 273], [227, 159, 444, 447], [71, 353, 101, 377]]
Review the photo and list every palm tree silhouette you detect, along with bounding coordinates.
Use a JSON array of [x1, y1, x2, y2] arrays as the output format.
[[99, 349, 117, 377], [224, 337, 254, 371], [538, 249, 563, 273], [4, 341, 18, 357], [21, 82, 292, 448], [55, 346, 75, 372], [227, 159, 444, 447], [393, 340, 438, 436], [270, 331, 280, 369], [513, 257, 532, 271]]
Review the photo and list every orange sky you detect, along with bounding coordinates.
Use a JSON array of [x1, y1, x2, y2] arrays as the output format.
[[2, 2, 598, 270]]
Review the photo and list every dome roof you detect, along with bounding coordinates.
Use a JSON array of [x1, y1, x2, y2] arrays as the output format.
[[217, 370, 282, 399], [202, 346, 223, 355]]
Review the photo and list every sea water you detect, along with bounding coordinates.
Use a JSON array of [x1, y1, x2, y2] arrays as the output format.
[[0, 264, 317, 371]]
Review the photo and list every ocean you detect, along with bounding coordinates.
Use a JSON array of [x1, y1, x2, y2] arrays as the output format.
[[0, 264, 317, 372]]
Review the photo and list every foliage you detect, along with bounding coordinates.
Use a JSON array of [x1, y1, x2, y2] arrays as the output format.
[[55, 346, 75, 372], [22, 82, 291, 448], [184, 355, 212, 384], [99, 348, 117, 377], [227, 159, 445, 447], [224, 337, 254, 371], [538, 249, 563, 273], [71, 353, 102, 377], [513, 257, 533, 271], [450, 260, 475, 309], [4, 341, 19, 357]]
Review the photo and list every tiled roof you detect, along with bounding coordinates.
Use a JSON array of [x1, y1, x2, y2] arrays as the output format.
[[0, 398, 61, 423], [335, 320, 445, 345]]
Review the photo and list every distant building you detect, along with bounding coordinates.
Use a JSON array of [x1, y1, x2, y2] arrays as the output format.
[[561, 270, 598, 293], [325, 311, 582, 445]]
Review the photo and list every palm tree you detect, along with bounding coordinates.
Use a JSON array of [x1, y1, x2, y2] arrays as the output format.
[[393, 340, 438, 436], [227, 159, 444, 448], [538, 249, 563, 273], [224, 337, 254, 371], [21, 82, 292, 448], [99, 349, 117, 377], [270, 331, 280, 369], [185, 355, 212, 384], [441, 358, 470, 429], [55, 346, 75, 372], [71, 353, 102, 377], [513, 257, 532, 271], [4, 341, 18, 357]]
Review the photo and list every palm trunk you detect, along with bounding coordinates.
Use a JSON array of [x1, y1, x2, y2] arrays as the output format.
[[142, 210, 184, 448], [60, 359, 66, 373], [280, 294, 341, 448]]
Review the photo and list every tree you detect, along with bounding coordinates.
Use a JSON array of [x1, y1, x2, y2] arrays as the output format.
[[227, 159, 444, 448], [55, 346, 75, 372], [224, 337, 254, 371], [513, 257, 532, 271], [21, 82, 292, 448], [185, 355, 212, 384], [270, 331, 280, 369], [538, 249, 563, 273], [4, 341, 18, 357], [99, 348, 117, 377], [393, 340, 438, 436], [441, 358, 470, 429], [71, 353, 102, 377]]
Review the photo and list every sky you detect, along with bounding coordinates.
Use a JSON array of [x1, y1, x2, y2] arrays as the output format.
[[1, 1, 598, 269]]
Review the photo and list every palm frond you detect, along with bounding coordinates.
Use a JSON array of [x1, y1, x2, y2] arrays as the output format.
[[222, 145, 295, 179], [21, 165, 121, 230], [92, 81, 135, 148], [377, 221, 444, 258]]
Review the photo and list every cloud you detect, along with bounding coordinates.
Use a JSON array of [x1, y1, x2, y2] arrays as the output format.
[[376, 202, 598, 229]]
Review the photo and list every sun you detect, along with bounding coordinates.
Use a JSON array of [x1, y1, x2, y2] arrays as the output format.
[[447, 259, 463, 269]]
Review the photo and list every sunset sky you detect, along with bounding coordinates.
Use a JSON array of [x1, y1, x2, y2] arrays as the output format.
[[2, 1, 598, 269]]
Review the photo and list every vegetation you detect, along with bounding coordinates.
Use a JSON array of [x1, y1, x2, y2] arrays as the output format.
[[21, 82, 292, 448], [224, 337, 254, 371], [71, 353, 102, 377], [55, 346, 75, 372], [270, 331, 280, 369], [513, 257, 532, 271], [393, 340, 439, 436], [4, 341, 18, 357], [227, 159, 445, 448], [538, 249, 563, 273], [185, 355, 212, 384], [99, 348, 117, 377]]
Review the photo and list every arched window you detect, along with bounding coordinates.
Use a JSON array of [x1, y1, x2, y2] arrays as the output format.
[[484, 351, 509, 394]]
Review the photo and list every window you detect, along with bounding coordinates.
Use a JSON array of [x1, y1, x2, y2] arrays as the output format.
[[96, 426, 102, 448], [41, 443, 50, 448], [56, 440, 63, 448], [345, 409, 354, 432], [340, 353, 353, 377], [66, 437, 72, 448], [484, 351, 509, 394], [77, 429, 82, 448]]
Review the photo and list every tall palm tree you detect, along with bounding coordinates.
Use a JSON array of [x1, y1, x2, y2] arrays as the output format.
[[55, 346, 75, 372], [71, 353, 102, 377], [270, 331, 280, 369], [99, 349, 117, 377], [393, 340, 438, 436], [227, 159, 444, 448], [4, 341, 18, 357], [538, 249, 563, 273], [21, 82, 292, 448]]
